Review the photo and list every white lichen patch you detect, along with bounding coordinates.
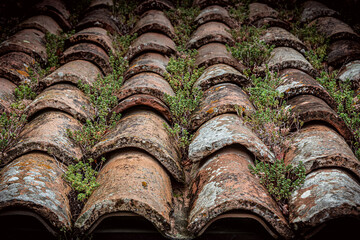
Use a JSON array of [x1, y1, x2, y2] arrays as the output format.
[[338, 60, 360, 82]]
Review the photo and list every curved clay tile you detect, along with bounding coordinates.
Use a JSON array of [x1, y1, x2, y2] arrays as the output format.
[[92, 109, 183, 182], [187, 22, 235, 49], [66, 27, 115, 54], [327, 40, 360, 68], [188, 148, 293, 239], [310, 17, 359, 42], [265, 47, 317, 78], [248, 3, 278, 23], [285, 124, 360, 179], [24, 83, 95, 122], [3, 111, 83, 166], [0, 152, 71, 232], [34, 0, 71, 30], [0, 78, 16, 112], [132, 10, 175, 39], [196, 43, 245, 72], [193, 0, 232, 9], [113, 94, 172, 123], [301, 1, 339, 23], [40, 60, 101, 89], [189, 113, 275, 164], [287, 94, 353, 141], [60, 43, 111, 75], [289, 169, 360, 236], [338, 60, 360, 89], [76, 8, 119, 34], [116, 72, 174, 103], [87, 0, 113, 12], [17, 15, 62, 35], [0, 29, 47, 65], [194, 5, 238, 29], [75, 150, 173, 234], [253, 17, 290, 30], [125, 52, 169, 80], [193, 64, 248, 91], [134, 0, 174, 16], [260, 27, 307, 53], [0, 52, 37, 84], [277, 68, 337, 109], [125, 32, 177, 62], [190, 83, 254, 131]]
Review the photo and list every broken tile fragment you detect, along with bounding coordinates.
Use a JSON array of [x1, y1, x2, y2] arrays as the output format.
[[17, 15, 62, 35], [194, 5, 238, 28], [60, 43, 111, 75], [301, 1, 339, 23], [75, 150, 173, 234], [92, 109, 183, 182], [132, 10, 175, 39], [327, 40, 360, 68], [190, 83, 254, 131], [0, 152, 71, 231], [187, 22, 235, 49], [285, 124, 360, 178], [188, 147, 293, 239]]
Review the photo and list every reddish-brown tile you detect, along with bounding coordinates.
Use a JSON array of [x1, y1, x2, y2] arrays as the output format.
[[190, 83, 254, 131], [92, 109, 184, 182], [75, 150, 173, 234], [87, 0, 113, 12], [187, 22, 235, 49], [125, 32, 177, 62], [24, 83, 95, 122], [0, 152, 71, 231], [188, 148, 293, 239], [0, 52, 37, 84], [0, 78, 16, 112], [132, 10, 175, 39], [249, 3, 278, 23], [60, 43, 111, 75], [76, 8, 119, 34], [301, 1, 339, 23], [17, 15, 62, 35], [253, 17, 290, 30], [194, 5, 238, 29], [327, 40, 360, 68], [3, 111, 83, 166], [196, 43, 245, 72], [135, 0, 174, 16], [34, 0, 71, 30]]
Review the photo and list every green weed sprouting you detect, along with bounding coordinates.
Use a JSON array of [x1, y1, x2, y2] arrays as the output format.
[[164, 50, 204, 157], [227, 26, 274, 69], [249, 159, 306, 204]]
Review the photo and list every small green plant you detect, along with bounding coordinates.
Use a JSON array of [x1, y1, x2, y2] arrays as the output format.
[[249, 159, 306, 205], [227, 26, 274, 69], [164, 50, 204, 157], [228, 0, 251, 24]]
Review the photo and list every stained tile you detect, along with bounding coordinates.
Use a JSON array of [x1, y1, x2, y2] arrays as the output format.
[[76, 8, 119, 34], [248, 3, 278, 23], [338, 60, 360, 89], [34, 0, 71, 30], [301, 1, 339, 23], [0, 78, 16, 112], [194, 5, 238, 29], [327, 40, 360, 68], [135, 0, 174, 16], [17, 15, 62, 35], [0, 52, 37, 84]]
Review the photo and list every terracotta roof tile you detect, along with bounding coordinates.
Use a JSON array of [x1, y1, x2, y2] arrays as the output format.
[[0, 78, 16, 112], [249, 3, 279, 23], [194, 5, 238, 29], [34, 0, 71, 30], [17, 15, 62, 35], [76, 8, 119, 34], [87, 0, 113, 12], [0, 52, 37, 84], [301, 1, 339, 23], [338, 60, 360, 89], [134, 0, 174, 16], [327, 39, 360, 68]]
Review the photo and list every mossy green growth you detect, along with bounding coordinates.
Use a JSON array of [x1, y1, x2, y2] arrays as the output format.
[[164, 50, 204, 157]]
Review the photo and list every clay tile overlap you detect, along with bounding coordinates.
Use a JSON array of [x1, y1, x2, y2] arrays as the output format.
[[125, 52, 169, 80], [87, 0, 113, 12], [189, 114, 275, 164], [0, 29, 47, 66], [188, 148, 293, 238], [265, 47, 318, 78], [0, 152, 71, 230], [260, 27, 307, 53], [125, 32, 177, 62], [278, 68, 337, 109], [311, 17, 360, 42], [187, 22, 235, 49], [75, 150, 173, 233], [193, 0, 232, 9], [287, 94, 353, 141], [196, 43, 245, 72], [67, 27, 115, 54], [190, 83, 254, 131], [132, 10, 175, 39], [338, 60, 360, 89], [301, 1, 339, 23], [285, 124, 360, 178], [253, 17, 290, 30], [60, 43, 111, 75], [92, 109, 184, 182], [135, 0, 174, 16], [40, 60, 101, 89], [248, 3, 278, 23], [2, 111, 83, 166], [24, 83, 96, 122], [194, 5, 238, 29], [34, 0, 71, 30], [289, 169, 360, 235], [76, 8, 119, 34], [17, 15, 62, 35], [0, 78, 16, 112], [116, 72, 174, 103], [193, 64, 248, 91], [327, 40, 360, 68], [0, 52, 37, 84]]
